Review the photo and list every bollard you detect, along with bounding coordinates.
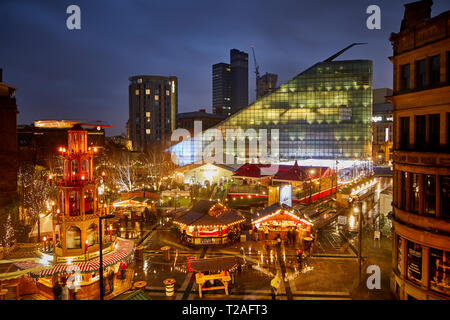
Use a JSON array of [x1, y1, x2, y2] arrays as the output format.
[[135, 245, 144, 261], [163, 278, 176, 296], [161, 246, 171, 262]]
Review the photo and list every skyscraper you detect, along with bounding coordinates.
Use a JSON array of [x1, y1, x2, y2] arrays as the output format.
[[257, 72, 278, 99], [128, 75, 178, 151], [212, 63, 232, 116], [230, 49, 249, 114]]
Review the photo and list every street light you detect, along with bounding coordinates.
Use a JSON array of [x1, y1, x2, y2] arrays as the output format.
[[99, 213, 115, 300], [354, 201, 363, 282], [309, 169, 315, 204], [38, 213, 45, 245]]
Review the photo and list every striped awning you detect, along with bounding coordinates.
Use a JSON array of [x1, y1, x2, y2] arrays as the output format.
[[26, 238, 135, 278]]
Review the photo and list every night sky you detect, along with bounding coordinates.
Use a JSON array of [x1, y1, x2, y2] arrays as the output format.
[[1, 0, 448, 136]]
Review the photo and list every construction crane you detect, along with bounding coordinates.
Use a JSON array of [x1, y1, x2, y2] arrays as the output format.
[[251, 45, 260, 99]]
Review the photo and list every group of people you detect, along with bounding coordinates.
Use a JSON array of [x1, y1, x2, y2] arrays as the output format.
[[51, 260, 128, 300], [52, 274, 78, 300]]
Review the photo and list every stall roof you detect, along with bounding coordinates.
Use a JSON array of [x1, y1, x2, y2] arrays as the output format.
[[252, 203, 313, 226], [15, 238, 135, 278], [189, 256, 239, 272], [113, 196, 153, 207], [174, 200, 245, 227]]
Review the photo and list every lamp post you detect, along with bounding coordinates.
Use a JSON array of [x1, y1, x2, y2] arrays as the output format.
[[354, 200, 363, 282], [38, 213, 45, 245], [99, 214, 115, 300], [309, 169, 315, 204]]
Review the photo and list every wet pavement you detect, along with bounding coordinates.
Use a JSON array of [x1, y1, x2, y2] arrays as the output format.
[[124, 178, 394, 300]]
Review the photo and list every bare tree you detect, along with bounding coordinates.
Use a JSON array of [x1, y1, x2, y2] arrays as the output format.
[[109, 151, 138, 192], [17, 164, 57, 228]]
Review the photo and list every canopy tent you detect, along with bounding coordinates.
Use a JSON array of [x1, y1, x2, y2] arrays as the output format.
[[14, 238, 135, 278]]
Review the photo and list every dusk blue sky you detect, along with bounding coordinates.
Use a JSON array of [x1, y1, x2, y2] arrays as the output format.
[[1, 0, 448, 136]]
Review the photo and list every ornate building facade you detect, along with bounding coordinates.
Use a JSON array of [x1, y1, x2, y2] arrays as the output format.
[[389, 0, 450, 300]]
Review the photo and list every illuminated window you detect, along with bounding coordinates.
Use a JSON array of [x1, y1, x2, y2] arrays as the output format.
[[137, 78, 142, 84], [166, 90, 170, 96], [146, 129, 151, 134], [145, 89, 150, 95], [135, 89, 139, 95], [155, 95, 159, 101]]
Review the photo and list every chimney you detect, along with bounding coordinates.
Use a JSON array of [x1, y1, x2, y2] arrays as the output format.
[[400, 0, 433, 31]]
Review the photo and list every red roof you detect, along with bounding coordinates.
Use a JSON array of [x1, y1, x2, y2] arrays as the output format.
[[234, 162, 335, 181]]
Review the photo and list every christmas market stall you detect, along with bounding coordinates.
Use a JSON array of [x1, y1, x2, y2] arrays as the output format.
[[252, 203, 313, 242], [173, 200, 245, 246], [112, 196, 155, 220], [189, 256, 240, 298]]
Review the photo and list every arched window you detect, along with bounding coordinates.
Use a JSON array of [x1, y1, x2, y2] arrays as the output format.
[[84, 189, 94, 214], [66, 226, 81, 249], [87, 223, 98, 246], [69, 191, 80, 216]]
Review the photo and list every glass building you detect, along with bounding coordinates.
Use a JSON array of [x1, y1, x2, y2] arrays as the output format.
[[171, 59, 372, 166]]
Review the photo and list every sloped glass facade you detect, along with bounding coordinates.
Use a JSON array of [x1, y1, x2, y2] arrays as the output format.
[[171, 59, 372, 165]]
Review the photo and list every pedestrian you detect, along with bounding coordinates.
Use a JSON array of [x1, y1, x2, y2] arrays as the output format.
[[61, 279, 69, 300], [264, 241, 271, 255], [120, 260, 127, 280], [108, 268, 115, 294], [264, 226, 269, 240], [286, 229, 292, 246], [270, 274, 280, 300], [52, 280, 62, 300], [292, 228, 296, 245], [276, 234, 282, 251], [249, 227, 253, 241], [253, 226, 259, 242]]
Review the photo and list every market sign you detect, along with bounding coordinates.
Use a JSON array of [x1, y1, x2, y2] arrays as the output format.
[[337, 215, 347, 225], [279, 185, 292, 207]]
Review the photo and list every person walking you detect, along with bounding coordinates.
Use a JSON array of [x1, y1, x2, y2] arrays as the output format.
[[276, 234, 282, 251], [270, 274, 280, 300], [120, 260, 127, 280], [264, 226, 269, 240], [253, 226, 259, 242], [292, 228, 297, 245], [108, 268, 115, 294], [52, 280, 62, 300], [286, 229, 292, 246], [61, 280, 69, 300]]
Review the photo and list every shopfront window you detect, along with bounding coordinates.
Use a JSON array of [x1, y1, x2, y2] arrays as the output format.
[[429, 248, 449, 296], [407, 240, 422, 284], [424, 174, 436, 216]]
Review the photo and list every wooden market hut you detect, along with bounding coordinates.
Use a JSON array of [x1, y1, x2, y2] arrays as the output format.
[[272, 161, 337, 203], [189, 256, 239, 298], [173, 200, 245, 246], [252, 203, 313, 241]]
